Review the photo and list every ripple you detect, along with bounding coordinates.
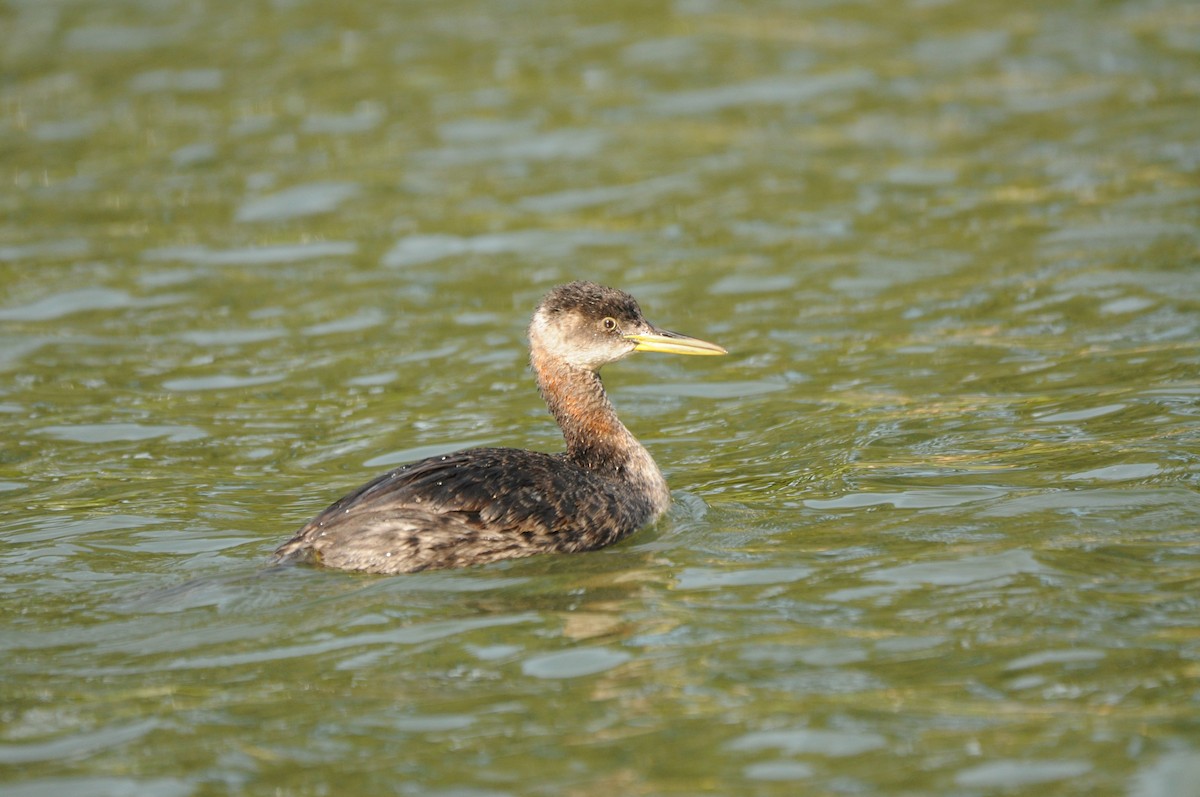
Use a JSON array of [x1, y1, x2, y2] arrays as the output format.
[[675, 566, 812, 590], [0, 288, 133, 321], [0, 239, 89, 262], [391, 714, 475, 732], [162, 374, 285, 391], [743, 761, 814, 781], [0, 338, 48, 369], [301, 104, 384, 134], [1041, 221, 1197, 249], [521, 647, 631, 679], [1130, 751, 1200, 797], [868, 549, 1050, 588], [303, 308, 386, 336], [5, 513, 167, 545], [626, 380, 787, 399], [32, 120, 92, 141], [382, 229, 634, 267], [710, 274, 800, 294], [648, 70, 874, 115], [364, 440, 493, 468], [165, 614, 538, 671], [34, 423, 207, 443], [65, 25, 183, 52], [0, 718, 161, 764], [805, 485, 1007, 510], [1100, 296, 1156, 314], [0, 777, 193, 797], [170, 143, 216, 167], [1065, 463, 1162, 481], [34, 118, 94, 141], [178, 328, 285, 345], [420, 129, 608, 164], [727, 728, 887, 757], [235, 182, 361, 222], [1004, 648, 1106, 671], [622, 37, 704, 65], [912, 30, 1011, 67], [980, 487, 1192, 517], [128, 68, 222, 93], [517, 174, 696, 214], [885, 165, 958, 185], [954, 759, 1092, 788], [1035, 403, 1127, 422], [438, 118, 536, 142], [144, 241, 357, 265]]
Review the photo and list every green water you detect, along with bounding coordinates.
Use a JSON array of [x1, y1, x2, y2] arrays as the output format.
[[2, 0, 1199, 794]]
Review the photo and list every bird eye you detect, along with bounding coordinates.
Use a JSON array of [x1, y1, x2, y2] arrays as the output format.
[[602, 317, 618, 332]]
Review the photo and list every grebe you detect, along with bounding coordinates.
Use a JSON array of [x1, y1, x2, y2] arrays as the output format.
[[273, 281, 726, 574]]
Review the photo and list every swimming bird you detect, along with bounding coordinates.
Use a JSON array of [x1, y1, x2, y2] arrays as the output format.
[[273, 281, 726, 574]]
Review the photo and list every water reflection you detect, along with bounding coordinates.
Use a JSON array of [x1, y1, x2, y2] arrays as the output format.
[[2, 0, 1198, 794]]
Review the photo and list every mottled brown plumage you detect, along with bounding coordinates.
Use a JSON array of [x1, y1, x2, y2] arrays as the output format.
[[272, 281, 725, 574]]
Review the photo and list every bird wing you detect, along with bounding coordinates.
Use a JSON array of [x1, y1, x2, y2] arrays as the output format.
[[302, 447, 611, 532], [276, 447, 643, 572]]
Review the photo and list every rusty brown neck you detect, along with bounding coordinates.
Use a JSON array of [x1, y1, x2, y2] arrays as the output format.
[[531, 349, 637, 472], [528, 350, 670, 516]]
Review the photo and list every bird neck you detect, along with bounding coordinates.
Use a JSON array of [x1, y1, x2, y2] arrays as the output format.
[[531, 352, 664, 487], [533, 352, 632, 465]]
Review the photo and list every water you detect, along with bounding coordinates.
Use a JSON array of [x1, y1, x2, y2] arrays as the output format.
[[2, 0, 1199, 794]]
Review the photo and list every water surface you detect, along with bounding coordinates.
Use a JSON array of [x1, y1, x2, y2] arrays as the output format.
[[2, 0, 1199, 795]]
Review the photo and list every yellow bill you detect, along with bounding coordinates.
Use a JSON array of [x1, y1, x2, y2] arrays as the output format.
[[624, 329, 727, 356]]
